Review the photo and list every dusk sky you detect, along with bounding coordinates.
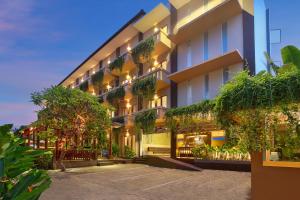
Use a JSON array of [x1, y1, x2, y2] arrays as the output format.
[[0, 0, 167, 127]]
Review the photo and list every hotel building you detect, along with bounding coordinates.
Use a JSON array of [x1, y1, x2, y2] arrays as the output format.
[[59, 0, 268, 159]]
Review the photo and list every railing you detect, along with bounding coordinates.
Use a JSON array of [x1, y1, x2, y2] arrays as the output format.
[[56, 150, 97, 160], [178, 147, 193, 157]]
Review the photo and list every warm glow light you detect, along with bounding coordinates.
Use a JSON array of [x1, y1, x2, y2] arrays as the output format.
[[92, 90, 96, 96], [81, 78, 84, 83], [154, 60, 159, 66], [127, 46, 131, 51], [29, 127, 33, 131], [126, 74, 131, 80], [125, 130, 130, 137], [107, 85, 111, 90], [154, 27, 159, 33], [92, 70, 96, 74], [106, 133, 110, 139], [71, 85, 75, 89], [107, 60, 111, 64], [126, 102, 131, 109], [154, 94, 158, 100]]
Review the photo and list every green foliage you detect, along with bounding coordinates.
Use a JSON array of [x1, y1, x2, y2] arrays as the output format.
[[112, 143, 120, 157], [124, 146, 135, 159], [214, 45, 300, 153], [192, 145, 250, 161], [165, 100, 215, 131], [34, 151, 53, 170], [91, 70, 104, 87], [281, 45, 300, 68], [79, 80, 89, 91], [109, 56, 125, 72], [215, 69, 300, 116], [0, 124, 51, 200], [134, 109, 157, 134], [31, 86, 111, 148], [106, 86, 125, 104], [131, 76, 156, 100], [131, 37, 155, 64]]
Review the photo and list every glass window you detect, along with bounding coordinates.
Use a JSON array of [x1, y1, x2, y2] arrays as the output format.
[[203, 32, 209, 61], [162, 96, 167, 107], [222, 22, 228, 54], [187, 81, 192, 105], [270, 29, 281, 44], [76, 78, 79, 85], [223, 68, 229, 84], [204, 74, 209, 99], [187, 41, 192, 67]]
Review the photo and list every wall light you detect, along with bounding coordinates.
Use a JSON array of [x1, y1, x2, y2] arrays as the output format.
[[107, 84, 111, 90], [125, 130, 130, 137], [154, 27, 159, 33], [127, 46, 131, 51], [92, 70, 96, 74], [81, 78, 84, 83], [154, 94, 159, 100], [154, 60, 159, 66], [107, 60, 111, 64]]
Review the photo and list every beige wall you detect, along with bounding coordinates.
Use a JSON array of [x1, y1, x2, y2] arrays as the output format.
[[177, 63, 243, 106], [142, 132, 171, 155]]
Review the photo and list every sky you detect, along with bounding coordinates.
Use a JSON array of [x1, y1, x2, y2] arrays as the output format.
[[0, 0, 167, 127]]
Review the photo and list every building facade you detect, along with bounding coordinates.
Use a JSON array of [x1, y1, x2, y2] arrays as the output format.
[[60, 0, 268, 158]]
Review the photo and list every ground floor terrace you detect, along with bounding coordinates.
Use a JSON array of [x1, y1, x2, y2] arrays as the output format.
[[40, 164, 251, 200]]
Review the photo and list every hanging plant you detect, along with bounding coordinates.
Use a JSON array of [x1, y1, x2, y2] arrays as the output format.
[[106, 86, 125, 104], [134, 109, 157, 134], [91, 70, 104, 87], [131, 76, 156, 100], [131, 37, 155, 64], [109, 56, 125, 72], [79, 81, 89, 91], [165, 100, 216, 132]]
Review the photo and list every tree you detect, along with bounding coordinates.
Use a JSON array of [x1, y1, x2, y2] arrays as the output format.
[[31, 86, 111, 171], [0, 124, 51, 200]]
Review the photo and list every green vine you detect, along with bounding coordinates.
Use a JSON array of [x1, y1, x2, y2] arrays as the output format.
[[131, 76, 156, 100], [131, 37, 155, 64], [106, 86, 125, 104], [165, 100, 216, 132], [134, 109, 157, 134], [79, 81, 89, 91], [109, 56, 125, 72], [91, 70, 104, 87]]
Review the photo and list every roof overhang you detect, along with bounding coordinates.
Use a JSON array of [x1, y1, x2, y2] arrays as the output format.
[[59, 10, 145, 86], [170, 0, 243, 44], [168, 0, 190, 9], [168, 50, 243, 83], [134, 3, 170, 33]]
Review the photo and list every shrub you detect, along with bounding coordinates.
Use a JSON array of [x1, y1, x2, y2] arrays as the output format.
[[124, 146, 135, 159], [34, 151, 53, 170], [112, 143, 120, 157]]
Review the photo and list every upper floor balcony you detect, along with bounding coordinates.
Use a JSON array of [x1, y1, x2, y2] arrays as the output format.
[[170, 0, 243, 44], [124, 107, 168, 128], [138, 68, 170, 91], [110, 53, 136, 76]]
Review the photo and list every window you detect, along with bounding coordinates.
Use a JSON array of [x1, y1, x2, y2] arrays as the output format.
[[203, 32, 209, 61], [223, 68, 229, 84], [149, 96, 167, 108], [270, 29, 281, 44], [187, 81, 192, 105], [222, 22, 228, 54], [76, 78, 79, 85], [204, 74, 209, 99], [99, 60, 103, 69], [85, 70, 90, 78], [187, 41, 192, 67], [162, 96, 167, 107]]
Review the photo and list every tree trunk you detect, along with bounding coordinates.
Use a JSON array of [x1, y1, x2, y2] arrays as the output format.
[[57, 150, 66, 172]]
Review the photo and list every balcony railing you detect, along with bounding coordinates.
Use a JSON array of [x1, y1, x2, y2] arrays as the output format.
[[124, 107, 167, 128]]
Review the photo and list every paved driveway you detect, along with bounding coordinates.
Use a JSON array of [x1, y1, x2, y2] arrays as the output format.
[[40, 164, 251, 200]]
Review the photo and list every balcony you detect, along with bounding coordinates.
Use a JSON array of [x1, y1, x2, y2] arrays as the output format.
[[170, 0, 243, 44], [168, 50, 243, 83], [124, 107, 168, 128], [110, 53, 136, 76], [152, 30, 172, 58], [138, 68, 170, 91], [102, 67, 114, 84]]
